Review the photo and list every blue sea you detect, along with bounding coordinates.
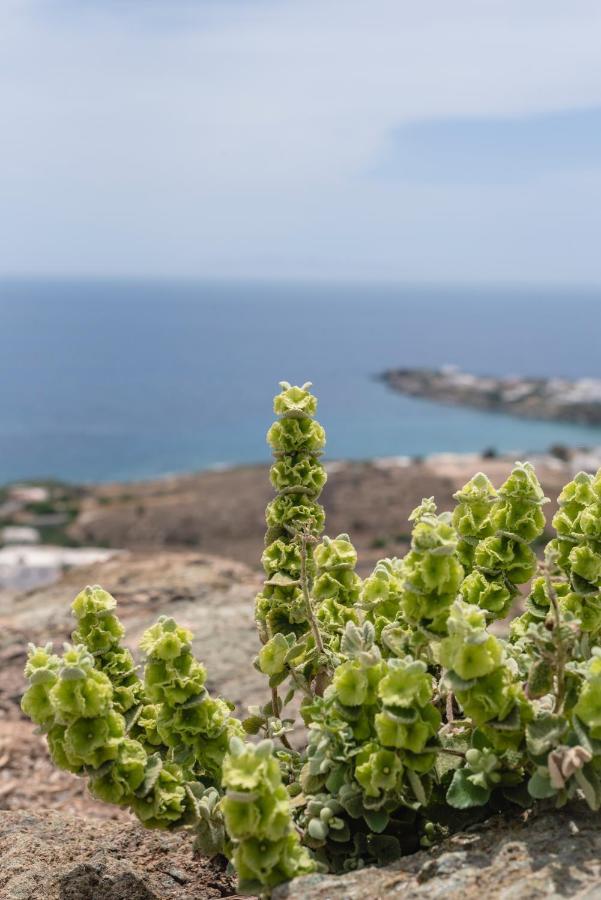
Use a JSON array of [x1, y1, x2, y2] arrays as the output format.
[[1, 280, 601, 484]]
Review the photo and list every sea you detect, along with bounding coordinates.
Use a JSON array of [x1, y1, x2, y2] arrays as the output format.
[[1, 279, 600, 485]]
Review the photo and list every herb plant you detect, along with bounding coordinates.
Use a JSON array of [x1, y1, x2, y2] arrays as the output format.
[[21, 382, 601, 896]]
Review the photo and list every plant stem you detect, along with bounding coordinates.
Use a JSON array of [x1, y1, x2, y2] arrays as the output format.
[[545, 569, 566, 714], [298, 532, 325, 657], [271, 685, 293, 750]]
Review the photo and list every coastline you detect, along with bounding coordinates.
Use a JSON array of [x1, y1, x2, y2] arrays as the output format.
[[382, 366, 601, 426], [3, 445, 601, 590]]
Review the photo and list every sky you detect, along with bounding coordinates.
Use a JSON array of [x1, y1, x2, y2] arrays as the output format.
[[2, 1, 601, 283]]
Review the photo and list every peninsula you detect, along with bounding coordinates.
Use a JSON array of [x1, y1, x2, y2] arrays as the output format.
[[381, 366, 601, 426]]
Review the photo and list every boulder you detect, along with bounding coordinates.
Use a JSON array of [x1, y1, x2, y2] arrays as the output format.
[[275, 804, 601, 899]]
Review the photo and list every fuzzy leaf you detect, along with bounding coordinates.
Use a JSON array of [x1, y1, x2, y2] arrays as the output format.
[[446, 768, 491, 808], [526, 715, 568, 757]]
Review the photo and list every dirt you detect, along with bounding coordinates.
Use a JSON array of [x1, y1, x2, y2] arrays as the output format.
[[0, 810, 243, 899], [69, 456, 570, 574]]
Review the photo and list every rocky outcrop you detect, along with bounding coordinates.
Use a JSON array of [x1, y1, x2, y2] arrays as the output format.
[[275, 804, 601, 899], [382, 367, 601, 426]]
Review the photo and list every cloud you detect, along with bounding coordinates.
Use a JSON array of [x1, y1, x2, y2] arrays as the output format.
[[375, 108, 601, 184], [2, 0, 601, 280]]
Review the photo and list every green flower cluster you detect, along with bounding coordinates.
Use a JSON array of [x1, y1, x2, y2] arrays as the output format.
[[140, 616, 244, 783], [458, 463, 548, 620], [361, 556, 405, 641], [20, 641, 179, 821], [452, 472, 497, 570], [548, 471, 601, 636], [399, 499, 464, 635], [313, 534, 361, 648], [255, 382, 327, 640], [221, 737, 315, 893], [574, 649, 601, 740], [22, 592, 244, 839], [71, 585, 143, 714], [440, 599, 530, 744]]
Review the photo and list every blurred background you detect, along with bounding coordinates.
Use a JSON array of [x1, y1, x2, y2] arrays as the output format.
[[2, 0, 601, 564], [2, 0, 601, 843]]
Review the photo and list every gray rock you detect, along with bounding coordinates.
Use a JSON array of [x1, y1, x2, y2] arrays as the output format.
[[275, 806, 601, 900]]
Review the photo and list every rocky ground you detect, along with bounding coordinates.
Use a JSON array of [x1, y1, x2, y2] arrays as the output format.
[[1, 810, 240, 900], [275, 804, 601, 899]]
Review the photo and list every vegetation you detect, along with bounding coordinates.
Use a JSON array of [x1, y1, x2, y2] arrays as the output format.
[[21, 382, 601, 896]]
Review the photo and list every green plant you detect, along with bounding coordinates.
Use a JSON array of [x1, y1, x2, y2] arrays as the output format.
[[21, 383, 601, 895]]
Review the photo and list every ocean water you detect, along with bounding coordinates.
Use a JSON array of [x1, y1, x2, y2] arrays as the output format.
[[1, 279, 601, 484]]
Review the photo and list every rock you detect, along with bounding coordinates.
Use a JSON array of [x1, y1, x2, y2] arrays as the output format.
[[0, 810, 242, 900], [0, 551, 265, 821], [274, 805, 601, 899]]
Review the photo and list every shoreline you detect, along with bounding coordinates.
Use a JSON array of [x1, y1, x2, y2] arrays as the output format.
[[382, 366, 601, 426]]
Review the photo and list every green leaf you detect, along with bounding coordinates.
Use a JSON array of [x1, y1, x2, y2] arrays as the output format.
[[242, 715, 264, 735], [526, 715, 568, 757], [572, 716, 594, 754], [446, 768, 491, 808], [444, 670, 478, 692], [574, 767, 601, 811], [527, 770, 557, 800], [362, 809, 389, 833], [407, 768, 428, 805]]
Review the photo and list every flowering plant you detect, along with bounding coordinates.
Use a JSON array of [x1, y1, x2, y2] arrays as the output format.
[[22, 382, 601, 895]]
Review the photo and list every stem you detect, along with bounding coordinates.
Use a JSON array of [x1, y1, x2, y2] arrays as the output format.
[[425, 746, 466, 759], [270, 685, 293, 751], [545, 569, 566, 714], [446, 691, 455, 725], [298, 532, 325, 656], [298, 530, 330, 697]]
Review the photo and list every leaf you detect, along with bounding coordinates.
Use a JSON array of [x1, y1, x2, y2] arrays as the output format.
[[362, 809, 389, 833], [285, 639, 307, 665], [572, 716, 594, 754], [325, 765, 346, 794], [268, 671, 287, 689], [527, 770, 557, 800], [181, 690, 208, 708], [59, 666, 86, 681], [242, 715, 264, 735], [444, 670, 478, 692], [407, 768, 428, 806], [135, 753, 163, 798], [527, 659, 554, 699], [446, 768, 490, 809], [124, 703, 143, 733], [526, 715, 568, 757], [574, 767, 601, 811]]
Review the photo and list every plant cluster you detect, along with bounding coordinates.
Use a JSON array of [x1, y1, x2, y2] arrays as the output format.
[[21, 383, 601, 896]]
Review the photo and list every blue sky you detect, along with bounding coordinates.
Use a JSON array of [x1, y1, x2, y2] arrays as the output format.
[[2, 0, 601, 283]]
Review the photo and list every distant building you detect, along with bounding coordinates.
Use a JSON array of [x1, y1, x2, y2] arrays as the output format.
[[1, 526, 40, 545], [8, 484, 50, 503]]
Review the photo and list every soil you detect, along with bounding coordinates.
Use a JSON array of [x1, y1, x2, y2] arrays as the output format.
[[69, 456, 570, 574]]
